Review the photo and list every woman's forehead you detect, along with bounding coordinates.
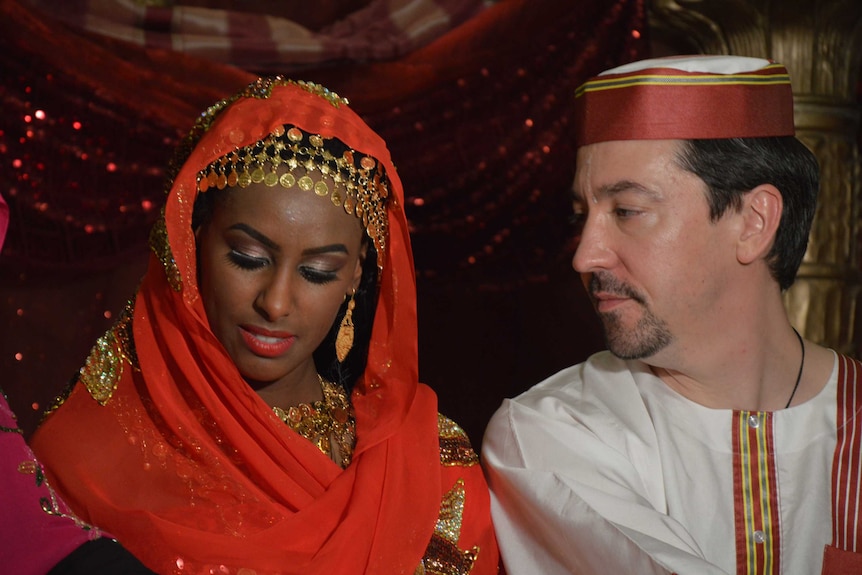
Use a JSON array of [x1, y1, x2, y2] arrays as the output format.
[[215, 183, 365, 238]]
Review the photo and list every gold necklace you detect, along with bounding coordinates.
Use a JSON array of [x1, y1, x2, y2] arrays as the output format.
[[272, 375, 356, 467]]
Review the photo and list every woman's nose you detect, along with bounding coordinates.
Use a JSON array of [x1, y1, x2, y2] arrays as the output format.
[[255, 275, 293, 321]]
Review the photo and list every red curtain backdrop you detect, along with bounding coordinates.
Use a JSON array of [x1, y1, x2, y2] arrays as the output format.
[[0, 0, 648, 441]]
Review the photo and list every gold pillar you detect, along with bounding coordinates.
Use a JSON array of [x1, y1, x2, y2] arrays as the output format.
[[650, 0, 862, 355]]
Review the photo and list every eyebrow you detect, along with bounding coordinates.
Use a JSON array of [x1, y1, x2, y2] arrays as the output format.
[[572, 180, 662, 203], [302, 244, 349, 257], [229, 223, 278, 250], [228, 224, 349, 256]]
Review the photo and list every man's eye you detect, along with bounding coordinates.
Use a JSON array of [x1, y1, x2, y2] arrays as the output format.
[[569, 212, 586, 232], [615, 208, 640, 218]]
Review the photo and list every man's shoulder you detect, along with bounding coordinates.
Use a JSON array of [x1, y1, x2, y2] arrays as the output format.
[[483, 351, 657, 466], [512, 350, 636, 405], [487, 351, 649, 433]]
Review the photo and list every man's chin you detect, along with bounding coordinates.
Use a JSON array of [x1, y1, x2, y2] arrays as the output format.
[[603, 328, 672, 361], [607, 344, 652, 361]]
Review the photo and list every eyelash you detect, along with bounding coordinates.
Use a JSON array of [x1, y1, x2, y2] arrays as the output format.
[[226, 251, 339, 285], [228, 250, 268, 270], [568, 206, 641, 234], [614, 207, 640, 219], [300, 267, 337, 285], [569, 212, 586, 232]]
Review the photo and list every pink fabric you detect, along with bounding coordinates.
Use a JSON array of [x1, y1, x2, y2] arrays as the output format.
[[0, 393, 100, 574]]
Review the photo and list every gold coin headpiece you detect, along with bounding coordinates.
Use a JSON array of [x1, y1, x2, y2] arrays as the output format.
[[196, 123, 389, 259]]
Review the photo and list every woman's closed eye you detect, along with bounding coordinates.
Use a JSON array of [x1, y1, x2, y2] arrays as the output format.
[[227, 250, 269, 270], [299, 265, 339, 285]]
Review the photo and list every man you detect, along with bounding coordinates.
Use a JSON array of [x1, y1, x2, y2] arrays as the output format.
[[482, 55, 861, 574]]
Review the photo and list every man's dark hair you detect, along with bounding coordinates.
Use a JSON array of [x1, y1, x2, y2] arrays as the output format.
[[676, 137, 819, 291]]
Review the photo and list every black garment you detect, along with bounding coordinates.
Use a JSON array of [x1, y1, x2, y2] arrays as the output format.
[[48, 538, 156, 575]]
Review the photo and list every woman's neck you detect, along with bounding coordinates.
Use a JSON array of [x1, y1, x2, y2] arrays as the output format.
[[254, 365, 324, 409]]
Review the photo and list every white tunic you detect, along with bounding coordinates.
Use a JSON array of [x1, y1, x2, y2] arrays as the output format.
[[482, 350, 846, 575]]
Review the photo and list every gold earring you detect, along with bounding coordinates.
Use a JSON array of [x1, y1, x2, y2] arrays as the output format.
[[336, 291, 356, 362]]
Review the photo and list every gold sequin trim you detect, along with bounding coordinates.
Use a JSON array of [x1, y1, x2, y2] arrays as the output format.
[[114, 299, 139, 370], [272, 376, 356, 468], [40, 377, 79, 422], [18, 459, 100, 535], [79, 329, 123, 405], [438, 414, 479, 467], [149, 211, 182, 292], [289, 79, 349, 108], [417, 479, 479, 575], [78, 299, 139, 406], [197, 124, 389, 261], [38, 299, 137, 416], [164, 78, 349, 196]]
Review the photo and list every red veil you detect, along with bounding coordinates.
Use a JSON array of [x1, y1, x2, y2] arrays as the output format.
[[31, 80, 498, 575]]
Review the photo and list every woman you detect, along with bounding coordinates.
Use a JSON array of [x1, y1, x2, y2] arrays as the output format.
[[31, 78, 499, 575]]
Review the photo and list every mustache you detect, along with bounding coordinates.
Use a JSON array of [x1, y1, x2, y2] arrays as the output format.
[[589, 272, 646, 305]]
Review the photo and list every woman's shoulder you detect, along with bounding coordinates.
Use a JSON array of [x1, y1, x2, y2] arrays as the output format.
[[436, 413, 480, 468], [425, 413, 500, 575]]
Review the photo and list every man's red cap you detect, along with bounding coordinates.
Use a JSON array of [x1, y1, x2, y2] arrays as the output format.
[[575, 55, 795, 146]]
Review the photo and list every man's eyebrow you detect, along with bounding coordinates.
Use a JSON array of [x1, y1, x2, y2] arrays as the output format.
[[592, 180, 662, 202]]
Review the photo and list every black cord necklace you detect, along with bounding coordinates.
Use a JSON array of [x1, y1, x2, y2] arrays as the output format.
[[785, 327, 805, 409]]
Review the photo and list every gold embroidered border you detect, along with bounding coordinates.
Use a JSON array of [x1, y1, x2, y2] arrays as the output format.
[[417, 479, 479, 575], [18, 459, 100, 535], [79, 329, 123, 405], [113, 299, 139, 370], [40, 376, 80, 422], [76, 299, 138, 407], [438, 414, 479, 467], [149, 212, 182, 292]]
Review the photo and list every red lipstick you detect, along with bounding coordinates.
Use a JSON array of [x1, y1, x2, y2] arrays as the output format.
[[239, 325, 295, 358]]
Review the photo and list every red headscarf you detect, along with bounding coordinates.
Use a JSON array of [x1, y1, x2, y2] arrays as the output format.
[[32, 80, 498, 575]]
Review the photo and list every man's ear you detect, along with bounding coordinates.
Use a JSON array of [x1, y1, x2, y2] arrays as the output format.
[[737, 184, 783, 265]]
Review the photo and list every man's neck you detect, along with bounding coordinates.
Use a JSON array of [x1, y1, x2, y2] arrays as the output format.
[[645, 293, 831, 411]]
